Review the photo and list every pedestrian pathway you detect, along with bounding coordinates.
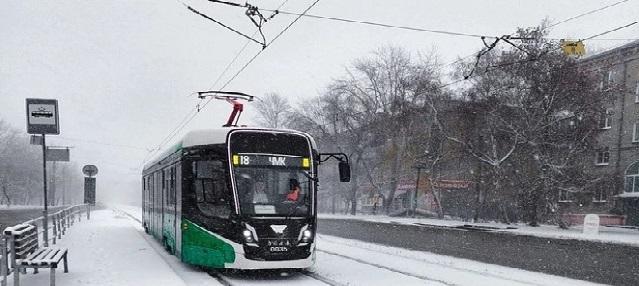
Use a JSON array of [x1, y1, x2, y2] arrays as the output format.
[[7, 209, 220, 286]]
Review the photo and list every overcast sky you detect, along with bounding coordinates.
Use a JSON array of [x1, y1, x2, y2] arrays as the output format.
[[1, 0, 637, 203]]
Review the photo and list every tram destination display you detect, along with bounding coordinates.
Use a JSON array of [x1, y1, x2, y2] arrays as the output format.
[[232, 153, 310, 169]]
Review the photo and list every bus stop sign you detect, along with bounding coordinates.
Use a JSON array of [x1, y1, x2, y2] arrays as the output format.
[[26, 98, 59, 135]]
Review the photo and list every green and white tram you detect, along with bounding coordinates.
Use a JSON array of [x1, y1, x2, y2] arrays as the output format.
[[142, 127, 349, 269]]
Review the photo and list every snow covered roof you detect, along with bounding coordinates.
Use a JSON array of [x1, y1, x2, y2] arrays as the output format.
[[181, 127, 317, 148], [181, 128, 237, 147], [581, 40, 639, 63]]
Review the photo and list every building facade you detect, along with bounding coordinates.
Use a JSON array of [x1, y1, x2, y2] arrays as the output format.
[[578, 41, 639, 225]]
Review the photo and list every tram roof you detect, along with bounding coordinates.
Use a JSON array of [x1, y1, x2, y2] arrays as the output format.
[[143, 127, 317, 171]]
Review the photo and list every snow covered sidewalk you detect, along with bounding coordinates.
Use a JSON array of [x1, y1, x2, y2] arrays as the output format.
[[319, 213, 639, 247], [8, 209, 221, 286]]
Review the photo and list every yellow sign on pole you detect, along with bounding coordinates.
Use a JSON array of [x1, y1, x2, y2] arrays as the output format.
[[561, 40, 586, 56]]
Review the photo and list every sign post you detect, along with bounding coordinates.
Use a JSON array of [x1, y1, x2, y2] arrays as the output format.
[[82, 165, 98, 220], [26, 98, 60, 247]]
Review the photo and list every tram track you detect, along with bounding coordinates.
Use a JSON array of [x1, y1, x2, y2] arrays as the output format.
[[300, 270, 346, 286], [115, 206, 450, 285], [208, 269, 340, 286], [316, 234, 546, 286], [112, 206, 566, 286], [315, 248, 456, 286]]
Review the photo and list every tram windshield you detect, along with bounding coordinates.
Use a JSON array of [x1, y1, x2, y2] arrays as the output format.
[[234, 165, 311, 216], [229, 131, 314, 217]]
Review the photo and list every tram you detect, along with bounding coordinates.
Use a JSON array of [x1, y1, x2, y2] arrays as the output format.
[[141, 127, 350, 269]]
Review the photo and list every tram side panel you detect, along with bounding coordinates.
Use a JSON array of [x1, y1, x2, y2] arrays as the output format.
[[179, 149, 238, 268]]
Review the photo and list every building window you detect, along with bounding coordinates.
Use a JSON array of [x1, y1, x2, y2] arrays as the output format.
[[625, 161, 639, 193], [633, 122, 639, 143], [559, 189, 573, 202], [607, 70, 614, 84], [595, 148, 610, 166], [598, 109, 612, 129], [593, 189, 607, 202]]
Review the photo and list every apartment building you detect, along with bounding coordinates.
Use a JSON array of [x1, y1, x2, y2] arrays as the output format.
[[579, 40, 639, 225]]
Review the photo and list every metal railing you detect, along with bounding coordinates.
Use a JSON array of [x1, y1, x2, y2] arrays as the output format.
[[0, 204, 90, 286]]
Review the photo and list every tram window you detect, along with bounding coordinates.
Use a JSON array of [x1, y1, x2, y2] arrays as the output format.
[[164, 169, 171, 204], [192, 160, 230, 217], [170, 166, 176, 204], [162, 170, 166, 190]]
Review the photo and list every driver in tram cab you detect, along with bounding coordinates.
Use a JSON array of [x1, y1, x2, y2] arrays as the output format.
[[286, 179, 301, 202]]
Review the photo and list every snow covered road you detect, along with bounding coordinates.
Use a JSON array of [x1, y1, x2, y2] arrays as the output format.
[[8, 206, 603, 286]]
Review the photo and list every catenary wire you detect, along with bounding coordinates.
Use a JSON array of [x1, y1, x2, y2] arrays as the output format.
[[142, 0, 317, 166], [148, 0, 290, 160], [442, 0, 635, 69], [145, 0, 635, 166]]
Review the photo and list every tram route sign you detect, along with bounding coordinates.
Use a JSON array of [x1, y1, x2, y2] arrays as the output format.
[[232, 154, 310, 169], [26, 98, 59, 135]]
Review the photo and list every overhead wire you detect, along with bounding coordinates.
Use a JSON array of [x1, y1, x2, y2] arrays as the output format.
[[341, 20, 638, 120], [188, 0, 322, 122], [145, 0, 635, 167], [142, 0, 316, 167], [258, 8, 492, 39], [441, 0, 635, 69], [147, 0, 291, 163], [546, 0, 631, 29], [179, 2, 265, 47]]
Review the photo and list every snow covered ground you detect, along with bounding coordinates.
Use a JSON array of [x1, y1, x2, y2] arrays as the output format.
[[8, 206, 607, 285], [7, 209, 221, 286], [319, 213, 639, 247]]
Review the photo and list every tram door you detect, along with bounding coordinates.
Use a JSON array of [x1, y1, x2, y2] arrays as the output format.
[[161, 170, 166, 241], [155, 172, 162, 237], [164, 166, 177, 252], [150, 174, 155, 236]]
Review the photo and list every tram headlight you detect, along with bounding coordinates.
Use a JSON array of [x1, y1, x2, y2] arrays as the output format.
[[301, 229, 313, 242], [242, 229, 255, 243]]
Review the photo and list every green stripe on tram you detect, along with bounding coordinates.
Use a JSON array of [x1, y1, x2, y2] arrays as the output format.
[[181, 219, 236, 268], [163, 221, 176, 253]]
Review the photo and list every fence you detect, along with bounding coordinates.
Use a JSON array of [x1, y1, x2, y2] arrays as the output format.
[[0, 204, 90, 286]]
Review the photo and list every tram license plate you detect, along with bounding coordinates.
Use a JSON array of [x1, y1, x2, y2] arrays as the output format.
[[267, 240, 291, 252], [269, 246, 289, 252]]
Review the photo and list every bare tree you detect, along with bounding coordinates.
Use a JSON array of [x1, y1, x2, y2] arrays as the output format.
[[253, 92, 291, 128], [289, 46, 444, 215], [434, 25, 612, 224]]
